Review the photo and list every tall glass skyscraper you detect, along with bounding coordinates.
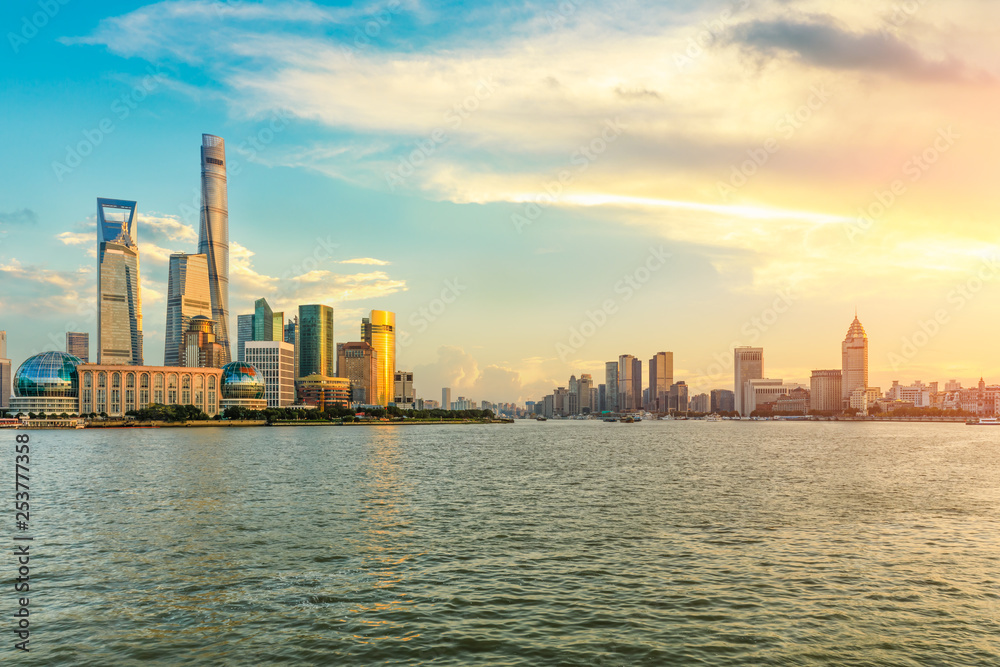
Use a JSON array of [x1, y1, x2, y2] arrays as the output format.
[[236, 314, 255, 363], [298, 305, 334, 378], [164, 253, 212, 366], [604, 362, 618, 413], [97, 198, 143, 366], [253, 298, 274, 342], [362, 310, 395, 407], [199, 134, 231, 364]]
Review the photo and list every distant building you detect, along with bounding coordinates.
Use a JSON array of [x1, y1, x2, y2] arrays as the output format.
[[734, 347, 764, 416], [442, 388, 452, 411], [272, 311, 284, 341], [66, 332, 90, 363], [618, 355, 642, 411], [598, 384, 606, 412], [648, 352, 673, 412], [0, 331, 10, 410], [690, 393, 710, 413], [393, 370, 414, 406], [669, 381, 689, 412], [199, 134, 232, 364], [810, 370, 842, 413], [887, 380, 931, 408], [842, 315, 869, 406], [296, 375, 350, 409], [338, 342, 378, 404], [744, 378, 789, 414], [578, 374, 594, 413], [245, 341, 295, 407], [604, 362, 619, 413], [79, 362, 222, 417], [236, 314, 254, 362], [775, 387, 810, 414], [710, 389, 734, 413], [183, 316, 224, 368], [850, 386, 881, 413], [164, 253, 211, 367], [284, 316, 297, 377]]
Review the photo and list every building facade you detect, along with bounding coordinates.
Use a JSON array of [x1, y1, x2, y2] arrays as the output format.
[[0, 332, 9, 410], [164, 253, 212, 366], [298, 305, 335, 378], [66, 332, 89, 363], [669, 381, 689, 412], [842, 315, 869, 406], [442, 388, 452, 411], [337, 341, 378, 404], [78, 363, 222, 417], [244, 342, 295, 407], [734, 347, 764, 416], [810, 370, 843, 413], [362, 310, 396, 407], [199, 134, 231, 364], [618, 355, 642, 411], [296, 375, 351, 409], [254, 298, 274, 342], [97, 198, 143, 366], [393, 371, 414, 406]]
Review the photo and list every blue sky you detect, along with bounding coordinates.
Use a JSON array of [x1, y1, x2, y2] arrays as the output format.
[[3, 0, 1000, 402]]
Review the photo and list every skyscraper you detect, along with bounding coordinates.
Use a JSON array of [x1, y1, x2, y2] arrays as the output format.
[[298, 304, 334, 378], [362, 310, 396, 407], [578, 373, 593, 413], [734, 347, 764, 416], [97, 198, 143, 365], [272, 311, 284, 341], [254, 298, 274, 342], [183, 315, 224, 368], [245, 341, 295, 407], [164, 253, 212, 366], [842, 315, 868, 405], [648, 351, 673, 412], [236, 314, 254, 362], [710, 389, 735, 413], [604, 362, 618, 413], [618, 355, 642, 411], [284, 316, 298, 379], [442, 387, 452, 411], [66, 332, 89, 363], [811, 370, 843, 413], [199, 134, 231, 363]]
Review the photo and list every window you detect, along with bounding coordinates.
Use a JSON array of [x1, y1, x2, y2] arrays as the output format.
[[112, 373, 121, 388], [140, 374, 149, 389], [98, 373, 106, 388]]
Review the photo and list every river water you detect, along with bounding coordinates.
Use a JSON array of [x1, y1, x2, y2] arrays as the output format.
[[16, 421, 1000, 664]]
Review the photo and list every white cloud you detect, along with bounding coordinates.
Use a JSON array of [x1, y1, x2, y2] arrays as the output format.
[[140, 213, 198, 244], [339, 257, 391, 265]]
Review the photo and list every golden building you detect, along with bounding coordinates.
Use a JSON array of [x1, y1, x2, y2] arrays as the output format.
[[362, 310, 395, 406]]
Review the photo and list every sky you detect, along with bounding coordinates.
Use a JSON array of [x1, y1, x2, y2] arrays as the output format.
[[2, 0, 1000, 403]]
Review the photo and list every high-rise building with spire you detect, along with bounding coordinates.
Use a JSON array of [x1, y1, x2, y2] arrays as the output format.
[[97, 198, 143, 365], [199, 134, 231, 364], [842, 314, 869, 405]]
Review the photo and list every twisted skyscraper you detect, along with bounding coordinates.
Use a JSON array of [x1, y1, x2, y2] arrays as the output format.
[[199, 134, 231, 364]]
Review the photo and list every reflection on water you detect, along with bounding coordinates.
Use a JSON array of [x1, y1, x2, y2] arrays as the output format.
[[23, 421, 1000, 665]]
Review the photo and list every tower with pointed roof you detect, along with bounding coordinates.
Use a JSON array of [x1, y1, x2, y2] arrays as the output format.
[[842, 314, 868, 406]]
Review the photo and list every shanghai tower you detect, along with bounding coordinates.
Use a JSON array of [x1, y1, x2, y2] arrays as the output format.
[[198, 134, 231, 364]]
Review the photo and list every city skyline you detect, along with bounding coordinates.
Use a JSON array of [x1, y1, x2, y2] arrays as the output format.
[[3, 2, 1000, 402]]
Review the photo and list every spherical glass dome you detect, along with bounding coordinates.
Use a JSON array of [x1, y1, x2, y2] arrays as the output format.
[[220, 362, 265, 399], [14, 351, 83, 398]]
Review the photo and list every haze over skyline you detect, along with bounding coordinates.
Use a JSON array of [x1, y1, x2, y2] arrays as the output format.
[[2, 0, 999, 402]]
